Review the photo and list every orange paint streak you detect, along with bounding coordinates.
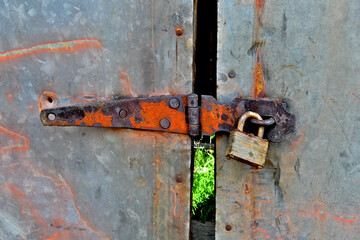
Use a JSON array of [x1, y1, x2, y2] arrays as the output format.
[[255, 0, 265, 22], [7, 93, 13, 101], [5, 182, 49, 235], [256, 0, 264, 8], [169, 187, 181, 217], [74, 111, 112, 127], [0, 125, 29, 154], [0, 39, 101, 63], [334, 213, 359, 224], [255, 192, 271, 212], [21, 160, 111, 239], [253, 48, 266, 98], [129, 99, 188, 133], [6, 183, 26, 199], [119, 71, 137, 97], [298, 201, 328, 219], [28, 104, 34, 111], [63, 181, 111, 240]]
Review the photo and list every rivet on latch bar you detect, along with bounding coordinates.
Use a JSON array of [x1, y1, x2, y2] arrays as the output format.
[[160, 118, 171, 129], [169, 98, 180, 109]]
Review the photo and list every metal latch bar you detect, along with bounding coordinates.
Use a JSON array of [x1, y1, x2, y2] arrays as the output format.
[[40, 94, 295, 142]]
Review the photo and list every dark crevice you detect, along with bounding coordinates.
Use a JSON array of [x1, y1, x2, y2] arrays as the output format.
[[194, 0, 217, 99], [191, 0, 217, 238]]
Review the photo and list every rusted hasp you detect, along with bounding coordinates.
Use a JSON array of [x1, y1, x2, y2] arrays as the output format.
[[40, 94, 295, 142]]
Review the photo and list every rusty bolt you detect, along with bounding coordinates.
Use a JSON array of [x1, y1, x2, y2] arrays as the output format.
[[228, 70, 236, 78], [160, 118, 170, 129], [169, 98, 180, 109], [175, 174, 183, 183], [119, 109, 127, 118], [175, 26, 184, 37], [48, 113, 56, 121], [225, 224, 232, 231]]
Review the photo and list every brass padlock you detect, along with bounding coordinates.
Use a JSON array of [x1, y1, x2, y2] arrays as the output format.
[[226, 111, 269, 167]]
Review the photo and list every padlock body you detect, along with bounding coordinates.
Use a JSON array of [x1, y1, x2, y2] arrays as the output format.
[[226, 130, 268, 167]]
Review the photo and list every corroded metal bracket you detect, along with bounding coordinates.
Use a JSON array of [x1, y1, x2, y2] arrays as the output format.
[[40, 94, 295, 142]]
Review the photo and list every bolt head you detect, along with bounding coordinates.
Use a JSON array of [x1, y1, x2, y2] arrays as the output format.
[[160, 118, 170, 129], [228, 70, 236, 78], [119, 109, 127, 118], [175, 174, 183, 183], [169, 98, 180, 109]]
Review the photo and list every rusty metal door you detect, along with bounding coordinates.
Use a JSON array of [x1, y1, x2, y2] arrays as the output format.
[[216, 0, 360, 239], [0, 1, 193, 239]]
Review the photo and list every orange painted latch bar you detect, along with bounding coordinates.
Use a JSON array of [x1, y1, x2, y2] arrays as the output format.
[[40, 94, 295, 142]]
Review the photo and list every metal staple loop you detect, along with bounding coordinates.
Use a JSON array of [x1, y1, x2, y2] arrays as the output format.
[[250, 117, 275, 126]]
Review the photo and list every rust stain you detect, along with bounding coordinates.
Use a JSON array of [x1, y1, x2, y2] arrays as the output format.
[[37, 91, 58, 112], [0, 39, 101, 62], [119, 71, 138, 97], [286, 126, 306, 162], [75, 94, 111, 104], [253, 48, 266, 98], [251, 0, 266, 99], [173, 173, 189, 238], [152, 156, 163, 234], [129, 99, 188, 133], [169, 187, 181, 217], [7, 93, 13, 101], [0, 125, 28, 154], [280, 65, 304, 76], [256, 0, 265, 10], [248, 227, 267, 239], [28, 104, 34, 111]]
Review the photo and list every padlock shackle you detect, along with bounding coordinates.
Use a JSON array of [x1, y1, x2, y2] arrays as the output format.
[[237, 111, 265, 138]]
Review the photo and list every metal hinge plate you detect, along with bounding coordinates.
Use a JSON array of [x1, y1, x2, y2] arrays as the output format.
[[40, 94, 295, 142]]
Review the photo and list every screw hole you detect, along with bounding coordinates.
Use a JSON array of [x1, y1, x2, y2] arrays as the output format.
[[175, 26, 184, 37], [225, 224, 232, 231], [47, 97, 53, 103]]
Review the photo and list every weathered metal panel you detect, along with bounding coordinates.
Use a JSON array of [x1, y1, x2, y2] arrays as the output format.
[[216, 0, 360, 239], [0, 0, 193, 239]]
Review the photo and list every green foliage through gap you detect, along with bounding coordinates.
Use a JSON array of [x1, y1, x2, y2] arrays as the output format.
[[192, 135, 215, 221]]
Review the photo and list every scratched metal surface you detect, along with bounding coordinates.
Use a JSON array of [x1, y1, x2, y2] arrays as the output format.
[[0, 0, 193, 239], [216, 0, 360, 239]]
